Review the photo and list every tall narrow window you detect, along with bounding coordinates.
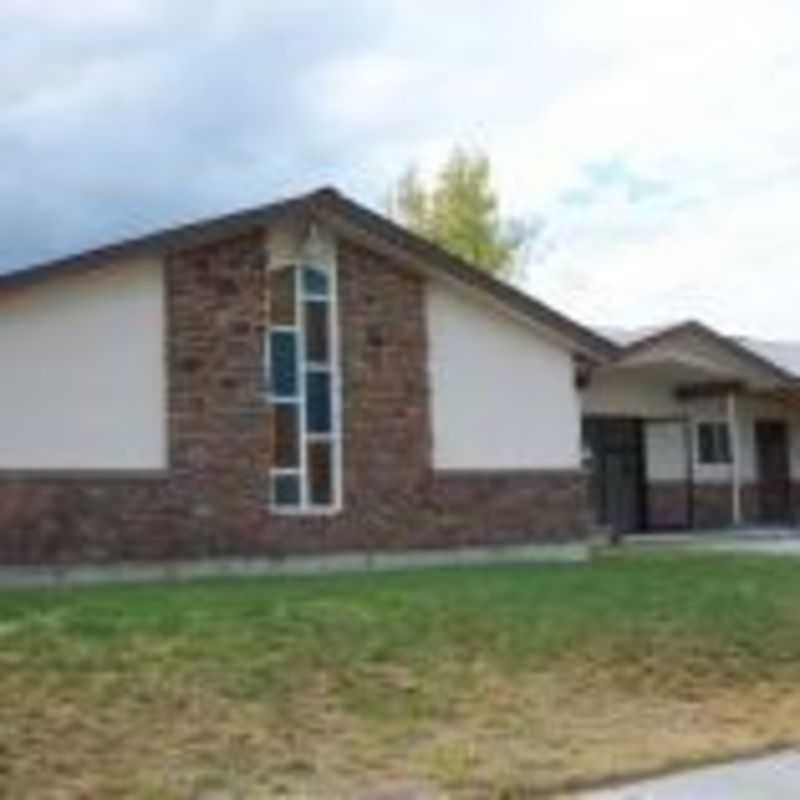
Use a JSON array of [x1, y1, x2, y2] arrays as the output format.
[[268, 264, 340, 511]]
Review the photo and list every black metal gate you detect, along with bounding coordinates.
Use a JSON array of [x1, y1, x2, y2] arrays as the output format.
[[583, 417, 645, 536], [584, 415, 694, 535]]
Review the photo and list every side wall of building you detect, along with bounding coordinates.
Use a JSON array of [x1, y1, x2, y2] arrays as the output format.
[[0, 224, 589, 565]]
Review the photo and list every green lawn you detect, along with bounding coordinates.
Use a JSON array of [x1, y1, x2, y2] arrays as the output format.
[[3, 553, 800, 798]]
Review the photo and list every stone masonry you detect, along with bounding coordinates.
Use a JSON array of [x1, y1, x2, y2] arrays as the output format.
[[0, 226, 590, 565], [646, 480, 784, 530]]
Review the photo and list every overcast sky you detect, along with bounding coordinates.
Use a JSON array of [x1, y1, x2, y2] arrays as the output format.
[[3, 0, 800, 338]]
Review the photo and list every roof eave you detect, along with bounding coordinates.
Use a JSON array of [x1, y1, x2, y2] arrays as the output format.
[[614, 320, 797, 385], [0, 191, 316, 292], [0, 186, 618, 364]]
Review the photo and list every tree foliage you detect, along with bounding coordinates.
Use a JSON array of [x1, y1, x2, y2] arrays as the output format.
[[389, 147, 528, 278]]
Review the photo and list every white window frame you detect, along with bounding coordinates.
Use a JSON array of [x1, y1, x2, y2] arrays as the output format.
[[267, 261, 342, 514], [695, 419, 732, 466]]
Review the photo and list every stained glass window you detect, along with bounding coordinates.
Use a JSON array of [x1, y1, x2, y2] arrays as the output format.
[[308, 441, 333, 506], [306, 372, 332, 434], [273, 474, 301, 507], [304, 301, 329, 364], [270, 331, 297, 398], [273, 404, 300, 468], [303, 266, 329, 298], [268, 262, 339, 511]]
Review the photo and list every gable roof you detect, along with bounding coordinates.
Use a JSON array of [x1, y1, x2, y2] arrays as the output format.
[[595, 323, 676, 347], [607, 319, 799, 384], [0, 187, 616, 362], [735, 337, 800, 379]]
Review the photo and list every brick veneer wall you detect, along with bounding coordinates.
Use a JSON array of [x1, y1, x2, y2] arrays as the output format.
[[645, 482, 692, 530], [646, 481, 773, 530], [0, 229, 590, 565]]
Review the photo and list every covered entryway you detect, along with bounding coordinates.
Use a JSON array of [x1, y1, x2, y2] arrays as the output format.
[[584, 415, 694, 536], [755, 419, 792, 523], [581, 321, 800, 537]]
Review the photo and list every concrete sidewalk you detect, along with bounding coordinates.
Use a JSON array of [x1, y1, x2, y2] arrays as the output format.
[[580, 750, 800, 799], [622, 526, 800, 557]]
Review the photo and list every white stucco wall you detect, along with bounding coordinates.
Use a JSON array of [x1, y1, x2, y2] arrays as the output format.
[[644, 422, 687, 481], [582, 370, 684, 419], [425, 279, 581, 470], [0, 257, 166, 469]]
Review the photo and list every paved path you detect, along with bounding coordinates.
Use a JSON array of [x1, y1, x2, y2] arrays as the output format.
[[623, 527, 800, 557], [580, 751, 800, 799]]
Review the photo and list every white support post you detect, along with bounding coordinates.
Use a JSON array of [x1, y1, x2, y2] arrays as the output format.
[[728, 391, 742, 526]]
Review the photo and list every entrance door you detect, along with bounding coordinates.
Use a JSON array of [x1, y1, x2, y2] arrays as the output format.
[[755, 420, 791, 523], [605, 449, 643, 534], [584, 417, 644, 535]]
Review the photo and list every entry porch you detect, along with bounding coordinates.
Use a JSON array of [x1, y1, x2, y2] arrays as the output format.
[[580, 325, 800, 537]]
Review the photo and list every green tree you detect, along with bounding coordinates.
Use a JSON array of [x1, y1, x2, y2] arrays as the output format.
[[389, 147, 528, 278]]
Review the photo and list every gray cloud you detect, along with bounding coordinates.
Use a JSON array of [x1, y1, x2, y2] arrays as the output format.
[[6, 0, 800, 340], [0, 1, 382, 269], [1, 0, 577, 271]]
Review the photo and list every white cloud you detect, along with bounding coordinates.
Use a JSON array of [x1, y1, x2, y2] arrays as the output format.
[[4, 0, 800, 339], [491, 0, 800, 339]]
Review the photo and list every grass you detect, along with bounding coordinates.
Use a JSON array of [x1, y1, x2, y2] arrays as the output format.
[[2, 553, 800, 797]]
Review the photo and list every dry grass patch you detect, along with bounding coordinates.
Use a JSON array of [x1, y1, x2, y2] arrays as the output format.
[[2, 554, 800, 797]]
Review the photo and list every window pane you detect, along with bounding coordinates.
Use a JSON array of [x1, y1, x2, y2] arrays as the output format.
[[270, 267, 296, 326], [307, 441, 333, 506], [306, 371, 332, 433], [273, 404, 299, 468], [303, 267, 329, 297], [270, 331, 297, 398], [698, 423, 731, 464], [273, 474, 300, 507], [698, 424, 714, 463], [305, 301, 330, 364]]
